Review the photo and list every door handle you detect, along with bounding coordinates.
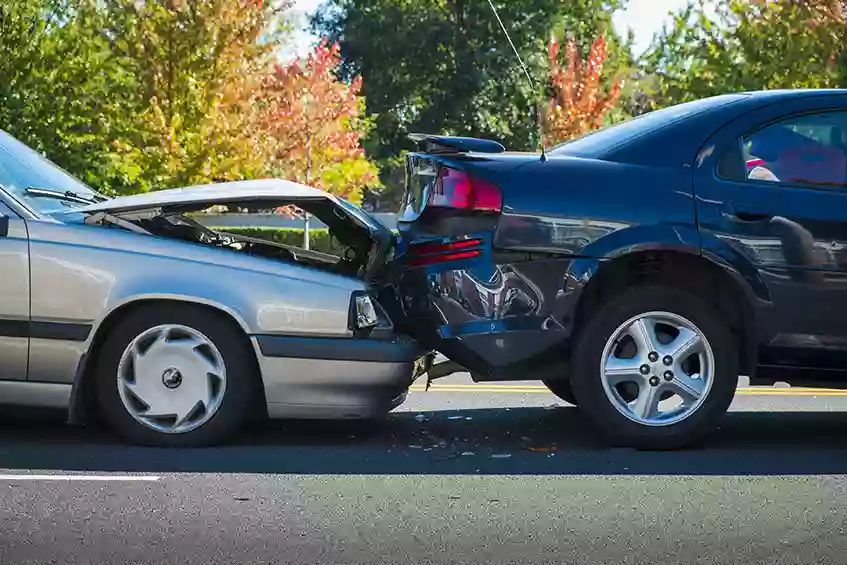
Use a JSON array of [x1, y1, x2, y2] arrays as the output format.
[[733, 211, 774, 222], [724, 205, 773, 223]]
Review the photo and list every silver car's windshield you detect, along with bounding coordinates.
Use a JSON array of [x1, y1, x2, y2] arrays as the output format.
[[0, 129, 105, 214]]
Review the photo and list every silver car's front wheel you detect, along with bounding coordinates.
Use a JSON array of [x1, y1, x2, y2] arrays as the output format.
[[117, 324, 227, 434], [96, 305, 258, 447]]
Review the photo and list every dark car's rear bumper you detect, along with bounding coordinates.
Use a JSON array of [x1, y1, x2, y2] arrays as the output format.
[[399, 257, 578, 378]]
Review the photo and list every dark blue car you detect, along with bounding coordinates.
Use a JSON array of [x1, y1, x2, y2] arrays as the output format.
[[395, 89, 847, 449]]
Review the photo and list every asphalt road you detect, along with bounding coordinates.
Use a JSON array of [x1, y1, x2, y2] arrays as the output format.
[[2, 374, 847, 565]]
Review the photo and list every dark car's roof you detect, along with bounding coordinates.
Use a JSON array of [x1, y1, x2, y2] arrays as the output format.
[[739, 88, 847, 99], [550, 89, 847, 167]]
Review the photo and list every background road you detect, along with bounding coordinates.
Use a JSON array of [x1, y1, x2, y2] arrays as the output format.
[[2, 374, 847, 564]]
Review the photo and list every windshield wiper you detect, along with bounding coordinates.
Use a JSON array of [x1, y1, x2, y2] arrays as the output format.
[[25, 186, 107, 205]]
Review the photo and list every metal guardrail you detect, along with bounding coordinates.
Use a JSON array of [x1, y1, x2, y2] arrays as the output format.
[[195, 213, 399, 230]]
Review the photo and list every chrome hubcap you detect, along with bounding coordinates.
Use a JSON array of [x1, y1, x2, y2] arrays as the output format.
[[600, 311, 715, 427], [117, 324, 227, 434]]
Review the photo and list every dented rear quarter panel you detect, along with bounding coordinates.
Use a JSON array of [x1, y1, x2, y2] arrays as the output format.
[[398, 153, 702, 378]]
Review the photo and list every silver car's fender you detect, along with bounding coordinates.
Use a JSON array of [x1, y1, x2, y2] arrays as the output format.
[[26, 219, 364, 392]]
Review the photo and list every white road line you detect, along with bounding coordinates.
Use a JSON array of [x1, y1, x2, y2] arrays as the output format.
[[0, 474, 160, 482]]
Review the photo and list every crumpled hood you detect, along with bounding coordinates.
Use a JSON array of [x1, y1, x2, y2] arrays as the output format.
[[74, 178, 396, 279], [74, 178, 332, 215]]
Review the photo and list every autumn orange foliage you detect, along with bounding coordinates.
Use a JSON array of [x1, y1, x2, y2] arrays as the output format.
[[256, 39, 378, 206], [544, 35, 622, 145]]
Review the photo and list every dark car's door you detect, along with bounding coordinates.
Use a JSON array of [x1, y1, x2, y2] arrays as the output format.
[[694, 95, 847, 376]]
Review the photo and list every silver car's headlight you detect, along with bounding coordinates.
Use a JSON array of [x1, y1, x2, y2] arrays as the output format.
[[351, 293, 379, 329]]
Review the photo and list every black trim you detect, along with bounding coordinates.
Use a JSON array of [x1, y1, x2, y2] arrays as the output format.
[[0, 320, 91, 342], [256, 335, 426, 363], [31, 321, 91, 341], [0, 319, 29, 338]]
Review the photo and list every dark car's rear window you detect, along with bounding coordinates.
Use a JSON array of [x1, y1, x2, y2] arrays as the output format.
[[549, 94, 749, 158]]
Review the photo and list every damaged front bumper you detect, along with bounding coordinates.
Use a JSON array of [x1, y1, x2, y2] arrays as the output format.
[[252, 334, 434, 419]]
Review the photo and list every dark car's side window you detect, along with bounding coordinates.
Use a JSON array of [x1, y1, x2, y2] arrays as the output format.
[[718, 111, 847, 189]]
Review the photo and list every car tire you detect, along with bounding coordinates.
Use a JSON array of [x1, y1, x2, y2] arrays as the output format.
[[542, 379, 578, 406], [570, 284, 738, 450], [95, 304, 259, 447]]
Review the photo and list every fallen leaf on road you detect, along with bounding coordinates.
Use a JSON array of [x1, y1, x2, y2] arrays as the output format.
[[524, 446, 557, 453]]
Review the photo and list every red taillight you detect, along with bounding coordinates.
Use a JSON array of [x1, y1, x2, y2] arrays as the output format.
[[408, 249, 481, 267], [428, 167, 502, 212], [407, 237, 484, 267]]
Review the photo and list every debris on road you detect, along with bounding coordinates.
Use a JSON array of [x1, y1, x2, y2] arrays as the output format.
[[490, 454, 512, 459], [447, 415, 464, 420], [524, 446, 558, 453], [460, 451, 475, 456], [408, 444, 423, 449], [543, 404, 561, 411], [465, 417, 473, 421], [414, 414, 428, 422]]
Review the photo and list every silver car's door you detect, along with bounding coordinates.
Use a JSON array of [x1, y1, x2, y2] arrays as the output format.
[[0, 201, 29, 380]]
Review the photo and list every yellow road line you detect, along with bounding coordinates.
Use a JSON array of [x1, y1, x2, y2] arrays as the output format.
[[408, 384, 847, 396]]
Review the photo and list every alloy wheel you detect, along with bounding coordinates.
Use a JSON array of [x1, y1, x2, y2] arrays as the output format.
[[599, 311, 715, 427]]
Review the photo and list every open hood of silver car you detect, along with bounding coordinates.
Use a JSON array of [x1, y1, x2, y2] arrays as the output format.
[[74, 179, 396, 279], [75, 179, 337, 215]]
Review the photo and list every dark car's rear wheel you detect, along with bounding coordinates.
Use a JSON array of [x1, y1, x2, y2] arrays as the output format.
[[570, 284, 738, 449], [95, 304, 258, 447]]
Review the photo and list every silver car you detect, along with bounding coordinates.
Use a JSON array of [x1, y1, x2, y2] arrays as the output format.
[[0, 129, 430, 446]]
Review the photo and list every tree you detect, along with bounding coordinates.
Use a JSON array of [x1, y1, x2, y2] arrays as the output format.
[[313, 0, 630, 207], [256, 40, 378, 205], [544, 34, 622, 144], [643, 0, 846, 109], [97, 0, 291, 192], [0, 0, 143, 194]]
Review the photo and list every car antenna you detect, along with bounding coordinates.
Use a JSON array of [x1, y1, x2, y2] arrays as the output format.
[[486, 0, 548, 162]]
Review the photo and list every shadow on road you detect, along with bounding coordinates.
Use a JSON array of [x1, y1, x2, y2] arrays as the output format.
[[0, 407, 846, 476]]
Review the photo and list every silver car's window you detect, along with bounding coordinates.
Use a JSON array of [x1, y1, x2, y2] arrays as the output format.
[[0, 129, 100, 214]]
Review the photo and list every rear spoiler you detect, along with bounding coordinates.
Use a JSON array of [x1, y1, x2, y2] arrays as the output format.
[[408, 133, 505, 155]]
